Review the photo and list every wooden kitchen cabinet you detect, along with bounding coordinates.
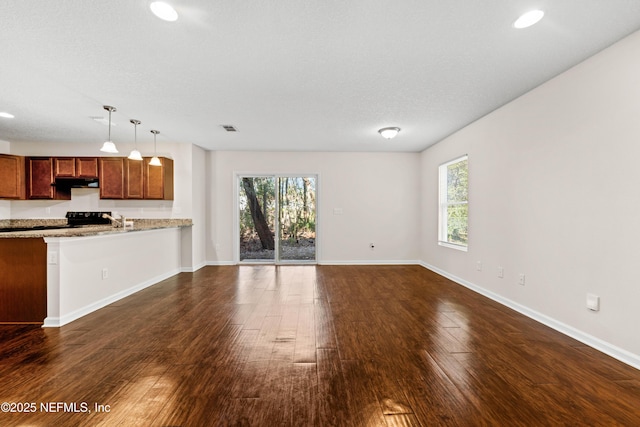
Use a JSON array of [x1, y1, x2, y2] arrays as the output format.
[[21, 156, 173, 200], [0, 154, 25, 199], [76, 157, 99, 178], [54, 157, 99, 179], [124, 158, 144, 199], [0, 238, 47, 324], [54, 157, 76, 177], [100, 157, 146, 199], [144, 157, 174, 200], [99, 157, 125, 199], [27, 157, 70, 200]]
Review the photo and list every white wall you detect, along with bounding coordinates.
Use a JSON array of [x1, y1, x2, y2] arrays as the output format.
[[207, 151, 421, 264], [44, 228, 182, 326], [181, 144, 207, 270], [421, 30, 640, 366]]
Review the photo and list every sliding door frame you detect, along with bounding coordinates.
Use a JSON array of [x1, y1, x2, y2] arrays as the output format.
[[234, 172, 319, 265]]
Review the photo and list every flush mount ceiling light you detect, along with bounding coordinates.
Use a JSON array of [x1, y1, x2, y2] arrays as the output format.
[[149, 130, 162, 166], [100, 106, 119, 154], [128, 119, 143, 161], [513, 10, 545, 29], [378, 127, 401, 139], [0, 112, 15, 119], [150, 2, 178, 22]]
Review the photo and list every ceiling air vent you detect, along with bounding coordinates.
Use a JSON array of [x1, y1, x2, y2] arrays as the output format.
[[221, 125, 238, 132]]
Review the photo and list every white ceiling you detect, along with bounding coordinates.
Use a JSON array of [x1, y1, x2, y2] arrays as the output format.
[[1, 1, 640, 153]]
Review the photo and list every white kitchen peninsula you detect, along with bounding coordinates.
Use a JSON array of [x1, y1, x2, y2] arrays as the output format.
[[0, 219, 192, 326]]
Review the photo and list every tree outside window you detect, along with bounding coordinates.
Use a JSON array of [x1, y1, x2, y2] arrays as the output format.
[[439, 155, 468, 250]]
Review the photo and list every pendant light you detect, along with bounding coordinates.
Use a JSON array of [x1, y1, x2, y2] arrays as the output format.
[[149, 130, 162, 166], [100, 105, 119, 153], [128, 119, 143, 160]]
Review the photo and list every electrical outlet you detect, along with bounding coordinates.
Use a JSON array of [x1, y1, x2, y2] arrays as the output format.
[[48, 251, 58, 265], [497, 267, 504, 278], [476, 261, 482, 271], [102, 268, 108, 280], [518, 274, 525, 286], [587, 294, 600, 311]]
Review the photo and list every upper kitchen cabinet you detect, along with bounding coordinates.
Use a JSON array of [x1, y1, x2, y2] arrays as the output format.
[[144, 157, 174, 200], [54, 157, 99, 179], [99, 157, 125, 199], [0, 154, 26, 199], [124, 158, 144, 199], [27, 157, 70, 200], [53, 157, 76, 177], [100, 157, 160, 200], [76, 157, 99, 178], [6, 156, 173, 201]]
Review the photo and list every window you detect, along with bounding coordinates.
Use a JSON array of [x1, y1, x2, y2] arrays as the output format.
[[439, 155, 468, 250]]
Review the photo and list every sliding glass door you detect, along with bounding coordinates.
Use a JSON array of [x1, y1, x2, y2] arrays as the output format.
[[238, 175, 316, 263]]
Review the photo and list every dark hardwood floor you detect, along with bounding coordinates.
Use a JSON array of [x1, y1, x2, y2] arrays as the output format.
[[1, 265, 639, 426]]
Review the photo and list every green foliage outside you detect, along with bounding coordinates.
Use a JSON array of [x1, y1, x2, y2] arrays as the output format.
[[447, 159, 468, 245], [239, 177, 275, 240], [278, 177, 316, 242], [239, 177, 316, 242]]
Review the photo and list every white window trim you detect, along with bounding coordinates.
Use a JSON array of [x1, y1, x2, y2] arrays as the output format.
[[438, 155, 468, 252]]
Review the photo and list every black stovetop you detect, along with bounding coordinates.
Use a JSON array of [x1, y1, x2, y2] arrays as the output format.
[[0, 211, 114, 233]]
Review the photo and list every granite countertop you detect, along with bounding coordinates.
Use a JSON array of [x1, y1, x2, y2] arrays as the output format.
[[0, 218, 192, 239]]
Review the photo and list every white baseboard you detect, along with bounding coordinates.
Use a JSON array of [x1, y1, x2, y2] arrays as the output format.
[[204, 260, 423, 266], [206, 260, 237, 266], [43, 268, 181, 328], [419, 261, 640, 371], [181, 261, 207, 273], [318, 259, 422, 266]]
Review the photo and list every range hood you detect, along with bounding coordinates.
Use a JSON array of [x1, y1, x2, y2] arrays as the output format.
[[54, 177, 100, 188]]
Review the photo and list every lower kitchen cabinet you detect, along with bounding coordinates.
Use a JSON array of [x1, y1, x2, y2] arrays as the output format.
[[0, 238, 47, 324]]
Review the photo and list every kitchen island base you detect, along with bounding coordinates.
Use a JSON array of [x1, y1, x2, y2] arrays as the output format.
[[44, 227, 184, 327], [0, 238, 47, 324]]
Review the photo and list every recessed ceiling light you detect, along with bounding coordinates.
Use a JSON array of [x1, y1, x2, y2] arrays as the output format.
[[0, 112, 15, 119], [150, 2, 178, 22], [514, 10, 544, 29]]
